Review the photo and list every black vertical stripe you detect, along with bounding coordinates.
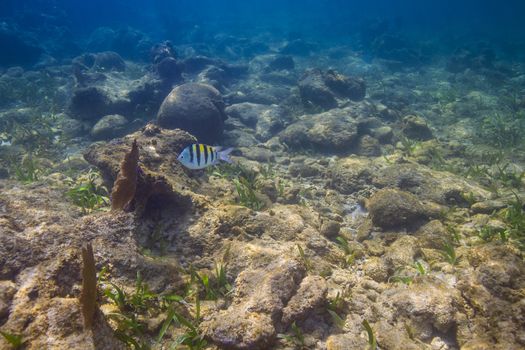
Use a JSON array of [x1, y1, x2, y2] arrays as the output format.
[[204, 144, 209, 165], [196, 144, 201, 166], [209, 146, 214, 162], [189, 144, 194, 164]]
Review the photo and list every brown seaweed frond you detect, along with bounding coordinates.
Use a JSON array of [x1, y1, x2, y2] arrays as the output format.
[[80, 243, 97, 330], [111, 140, 139, 211]]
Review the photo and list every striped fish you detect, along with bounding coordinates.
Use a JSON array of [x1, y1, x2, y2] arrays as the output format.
[[177, 143, 233, 170]]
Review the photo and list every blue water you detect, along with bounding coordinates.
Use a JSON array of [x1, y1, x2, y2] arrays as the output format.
[[2, 0, 525, 65]]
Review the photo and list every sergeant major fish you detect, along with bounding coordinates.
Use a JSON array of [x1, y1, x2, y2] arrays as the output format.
[[177, 143, 233, 170]]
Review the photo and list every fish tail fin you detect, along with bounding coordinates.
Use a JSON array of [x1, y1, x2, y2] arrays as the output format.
[[218, 147, 234, 163]]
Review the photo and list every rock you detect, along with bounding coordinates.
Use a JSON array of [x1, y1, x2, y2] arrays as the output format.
[[155, 57, 182, 82], [157, 83, 226, 143], [356, 135, 381, 156], [363, 256, 389, 282], [150, 41, 176, 64], [281, 275, 327, 327], [84, 124, 195, 189], [225, 103, 285, 141], [328, 157, 375, 194], [471, 200, 507, 214], [371, 126, 393, 143], [238, 147, 274, 162], [374, 320, 422, 350], [197, 66, 227, 89], [326, 334, 368, 350], [201, 259, 305, 349], [0, 107, 37, 125], [383, 280, 461, 337], [56, 114, 87, 137], [279, 107, 363, 152], [323, 69, 366, 101], [384, 235, 418, 268], [266, 55, 295, 72], [93, 51, 126, 71], [371, 163, 490, 206], [298, 69, 366, 110], [0, 280, 16, 320], [402, 115, 433, 140], [90, 114, 138, 141], [415, 220, 449, 249], [289, 162, 323, 178], [182, 56, 222, 73], [456, 244, 525, 347], [260, 71, 297, 85], [69, 86, 114, 121], [367, 188, 428, 229], [298, 69, 337, 109], [320, 220, 341, 238]]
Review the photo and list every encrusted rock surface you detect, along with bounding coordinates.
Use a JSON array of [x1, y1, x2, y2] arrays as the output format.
[[156, 83, 227, 143], [367, 188, 428, 229]]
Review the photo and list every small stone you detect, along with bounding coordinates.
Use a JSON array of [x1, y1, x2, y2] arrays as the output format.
[[363, 256, 388, 282], [356, 135, 381, 156], [281, 275, 327, 327], [371, 126, 393, 143], [471, 200, 506, 214], [155, 57, 182, 82], [90, 114, 129, 140], [367, 188, 428, 229], [320, 220, 341, 239], [402, 115, 433, 140]]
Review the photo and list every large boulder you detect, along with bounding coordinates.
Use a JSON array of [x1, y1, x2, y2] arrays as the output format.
[[156, 83, 227, 143]]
